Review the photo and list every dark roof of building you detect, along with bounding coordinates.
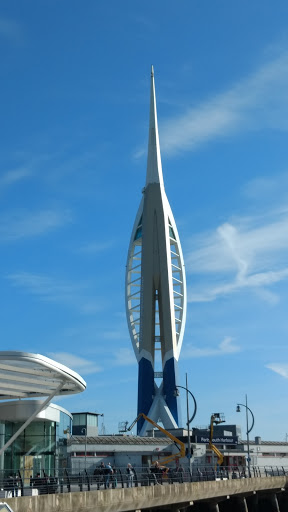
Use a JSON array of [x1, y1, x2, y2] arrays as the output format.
[[69, 435, 288, 447], [71, 412, 103, 416], [238, 440, 288, 446], [69, 435, 170, 446]]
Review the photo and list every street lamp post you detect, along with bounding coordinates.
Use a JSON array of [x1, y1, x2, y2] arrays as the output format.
[[175, 373, 197, 470], [81, 427, 87, 472], [236, 395, 255, 477]]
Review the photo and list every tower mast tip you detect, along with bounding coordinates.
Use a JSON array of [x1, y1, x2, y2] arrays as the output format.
[[151, 65, 154, 77]]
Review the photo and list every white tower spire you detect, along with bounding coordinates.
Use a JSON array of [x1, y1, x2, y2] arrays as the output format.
[[146, 66, 164, 188], [126, 68, 187, 435]]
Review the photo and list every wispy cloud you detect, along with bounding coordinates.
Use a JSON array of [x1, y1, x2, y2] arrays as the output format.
[[242, 172, 288, 204], [0, 168, 32, 189], [189, 268, 288, 303], [0, 209, 71, 241], [266, 364, 288, 379], [77, 241, 114, 254], [80, 302, 104, 314], [187, 207, 288, 303], [7, 272, 82, 301], [44, 151, 101, 183], [47, 352, 102, 375], [0, 17, 22, 43], [132, 148, 146, 160], [183, 336, 240, 358], [0, 150, 101, 193], [158, 51, 288, 155], [6, 272, 102, 314], [111, 348, 136, 366], [102, 328, 128, 341]]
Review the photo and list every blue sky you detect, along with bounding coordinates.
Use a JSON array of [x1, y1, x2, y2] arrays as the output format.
[[1, 1, 288, 440]]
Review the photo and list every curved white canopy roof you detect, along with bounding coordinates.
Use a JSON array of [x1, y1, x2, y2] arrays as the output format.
[[0, 351, 86, 400]]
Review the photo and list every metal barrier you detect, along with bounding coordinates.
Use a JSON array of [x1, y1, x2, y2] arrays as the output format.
[[0, 465, 287, 497]]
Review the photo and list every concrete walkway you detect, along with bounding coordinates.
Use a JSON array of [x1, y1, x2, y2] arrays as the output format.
[[3, 475, 288, 512]]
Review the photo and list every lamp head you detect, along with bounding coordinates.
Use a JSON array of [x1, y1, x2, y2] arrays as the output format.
[[174, 388, 180, 397], [236, 405, 241, 413]]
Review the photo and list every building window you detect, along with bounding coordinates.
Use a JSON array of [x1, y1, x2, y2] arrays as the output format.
[[87, 415, 98, 427], [73, 414, 86, 426]]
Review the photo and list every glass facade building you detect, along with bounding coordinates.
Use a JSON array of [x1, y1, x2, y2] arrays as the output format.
[[0, 401, 72, 480]]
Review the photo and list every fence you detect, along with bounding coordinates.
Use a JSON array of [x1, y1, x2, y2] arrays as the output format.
[[1, 465, 287, 498]]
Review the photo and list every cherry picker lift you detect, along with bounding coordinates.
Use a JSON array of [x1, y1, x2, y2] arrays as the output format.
[[209, 413, 225, 466]]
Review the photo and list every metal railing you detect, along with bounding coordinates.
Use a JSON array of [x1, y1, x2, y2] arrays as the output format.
[[0, 465, 287, 497]]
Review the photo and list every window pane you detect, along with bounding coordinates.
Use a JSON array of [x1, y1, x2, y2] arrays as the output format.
[[87, 415, 97, 427]]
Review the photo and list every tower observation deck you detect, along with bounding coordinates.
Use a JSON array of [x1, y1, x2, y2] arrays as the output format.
[[125, 67, 187, 435]]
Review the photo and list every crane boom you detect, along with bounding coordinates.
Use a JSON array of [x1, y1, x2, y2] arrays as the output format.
[[127, 413, 185, 465]]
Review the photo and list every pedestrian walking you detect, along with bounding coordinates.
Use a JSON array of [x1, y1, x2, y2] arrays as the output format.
[[126, 463, 134, 488]]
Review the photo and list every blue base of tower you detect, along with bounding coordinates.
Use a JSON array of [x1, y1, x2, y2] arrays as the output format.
[[163, 356, 180, 426], [137, 357, 154, 434], [137, 356, 181, 434]]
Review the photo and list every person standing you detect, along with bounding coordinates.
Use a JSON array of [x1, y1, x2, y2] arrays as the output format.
[[150, 461, 165, 484], [126, 463, 134, 488], [112, 466, 118, 489], [104, 462, 113, 489], [94, 463, 104, 489]]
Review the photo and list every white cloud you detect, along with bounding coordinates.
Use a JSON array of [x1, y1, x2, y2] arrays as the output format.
[[6, 272, 101, 314], [243, 175, 288, 201], [0, 18, 22, 42], [0, 209, 71, 241], [217, 223, 249, 280], [188, 211, 288, 274], [187, 208, 288, 303], [7, 272, 82, 301], [0, 168, 32, 188], [47, 352, 102, 375], [103, 330, 128, 341], [183, 336, 240, 358], [266, 364, 288, 379], [112, 348, 136, 366], [189, 268, 288, 303], [49, 152, 100, 181], [252, 288, 280, 305], [158, 51, 288, 155], [132, 148, 146, 160], [80, 302, 104, 314], [77, 241, 114, 254]]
